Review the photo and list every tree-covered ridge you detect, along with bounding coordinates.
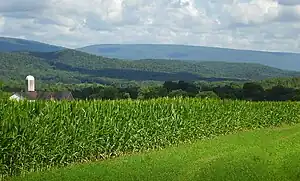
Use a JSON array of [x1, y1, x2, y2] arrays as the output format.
[[1, 49, 299, 86], [0, 37, 64, 52], [131, 59, 297, 80], [1, 36, 300, 71]]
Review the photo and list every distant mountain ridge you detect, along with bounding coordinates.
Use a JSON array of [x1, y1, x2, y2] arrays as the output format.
[[77, 44, 300, 71], [0, 37, 64, 52]]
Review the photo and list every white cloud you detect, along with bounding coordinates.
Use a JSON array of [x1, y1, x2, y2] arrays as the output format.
[[277, 0, 300, 6], [226, 0, 280, 25], [1, 0, 300, 53]]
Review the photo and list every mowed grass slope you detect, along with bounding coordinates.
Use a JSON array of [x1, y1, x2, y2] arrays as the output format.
[[2, 98, 300, 179], [11, 124, 300, 181]]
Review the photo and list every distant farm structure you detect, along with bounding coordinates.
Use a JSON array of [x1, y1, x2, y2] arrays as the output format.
[[9, 75, 74, 101]]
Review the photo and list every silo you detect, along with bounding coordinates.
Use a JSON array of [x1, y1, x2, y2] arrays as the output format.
[[26, 75, 35, 92]]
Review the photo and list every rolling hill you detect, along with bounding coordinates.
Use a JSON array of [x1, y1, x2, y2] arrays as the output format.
[[1, 49, 300, 87], [1, 37, 300, 72], [78, 44, 300, 71], [0, 37, 64, 52]]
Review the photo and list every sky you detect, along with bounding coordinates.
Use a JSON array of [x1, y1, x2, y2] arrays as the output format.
[[1, 0, 300, 52]]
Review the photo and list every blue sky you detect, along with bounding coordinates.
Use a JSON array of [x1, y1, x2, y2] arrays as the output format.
[[0, 0, 300, 52]]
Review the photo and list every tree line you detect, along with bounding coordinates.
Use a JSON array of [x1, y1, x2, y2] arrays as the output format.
[[2, 78, 300, 101], [66, 80, 300, 101]]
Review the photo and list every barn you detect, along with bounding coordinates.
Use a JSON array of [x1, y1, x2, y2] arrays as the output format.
[[9, 75, 74, 101]]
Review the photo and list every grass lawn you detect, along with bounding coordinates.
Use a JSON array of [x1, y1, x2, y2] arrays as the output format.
[[10, 124, 300, 181]]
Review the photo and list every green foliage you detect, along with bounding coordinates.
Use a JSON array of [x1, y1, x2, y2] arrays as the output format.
[[260, 77, 300, 89], [243, 82, 265, 101], [89, 86, 121, 100], [196, 91, 219, 99], [138, 86, 167, 99], [168, 89, 189, 98], [1, 98, 300, 178]]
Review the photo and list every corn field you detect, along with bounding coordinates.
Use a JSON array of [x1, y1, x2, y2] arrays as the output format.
[[1, 98, 300, 178]]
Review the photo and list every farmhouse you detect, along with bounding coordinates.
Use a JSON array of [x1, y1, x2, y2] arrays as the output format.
[[9, 75, 74, 101]]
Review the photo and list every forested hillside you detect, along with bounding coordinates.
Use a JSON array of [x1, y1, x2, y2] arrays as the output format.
[[1, 37, 300, 72], [0, 37, 64, 52], [1, 49, 300, 87]]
